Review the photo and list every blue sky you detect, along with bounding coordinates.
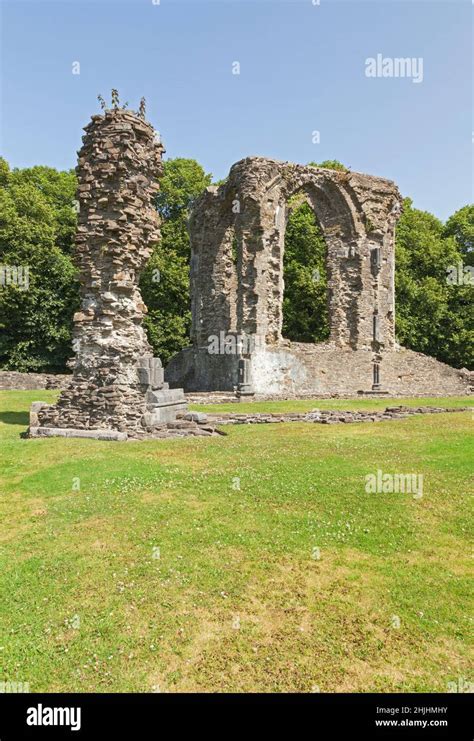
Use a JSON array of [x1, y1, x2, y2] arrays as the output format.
[[1, 0, 472, 220]]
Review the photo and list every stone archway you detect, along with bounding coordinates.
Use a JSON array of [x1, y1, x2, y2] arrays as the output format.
[[273, 179, 362, 349], [186, 158, 399, 353], [166, 157, 470, 397]]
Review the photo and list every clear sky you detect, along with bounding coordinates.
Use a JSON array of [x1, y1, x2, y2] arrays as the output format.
[[0, 0, 472, 220]]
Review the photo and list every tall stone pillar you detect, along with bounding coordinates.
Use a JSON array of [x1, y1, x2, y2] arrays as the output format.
[[29, 106, 186, 439]]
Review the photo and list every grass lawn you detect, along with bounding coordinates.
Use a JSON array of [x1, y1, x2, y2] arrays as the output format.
[[0, 391, 472, 693], [192, 396, 472, 415]]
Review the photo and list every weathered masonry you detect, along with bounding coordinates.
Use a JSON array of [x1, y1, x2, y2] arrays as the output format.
[[166, 157, 471, 396], [29, 108, 187, 440]]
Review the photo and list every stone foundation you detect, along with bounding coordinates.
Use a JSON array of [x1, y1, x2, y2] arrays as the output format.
[[204, 405, 470, 426], [28, 402, 223, 440]]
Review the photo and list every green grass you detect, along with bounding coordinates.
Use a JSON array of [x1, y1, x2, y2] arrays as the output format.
[[0, 390, 472, 693], [190, 396, 472, 414]]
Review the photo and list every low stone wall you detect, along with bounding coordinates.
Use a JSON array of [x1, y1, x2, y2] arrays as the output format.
[[23, 405, 471, 441], [167, 344, 472, 397], [0, 371, 71, 391], [205, 405, 470, 426], [255, 345, 472, 396]]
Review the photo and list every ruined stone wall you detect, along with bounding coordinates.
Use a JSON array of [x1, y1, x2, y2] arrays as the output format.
[[166, 342, 471, 396], [0, 371, 70, 391], [248, 344, 471, 396], [33, 108, 186, 437], [167, 156, 471, 397], [189, 157, 400, 352]]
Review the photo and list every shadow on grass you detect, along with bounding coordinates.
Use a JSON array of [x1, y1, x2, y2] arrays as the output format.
[[0, 411, 29, 425]]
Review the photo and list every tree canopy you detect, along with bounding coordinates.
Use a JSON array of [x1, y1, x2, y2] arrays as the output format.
[[395, 199, 473, 368], [0, 159, 79, 371]]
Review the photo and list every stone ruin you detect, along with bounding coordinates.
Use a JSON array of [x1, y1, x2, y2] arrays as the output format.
[[29, 107, 188, 440], [166, 157, 471, 397], [27, 108, 471, 441]]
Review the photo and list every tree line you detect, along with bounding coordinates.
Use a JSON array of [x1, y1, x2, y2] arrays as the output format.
[[0, 156, 472, 372]]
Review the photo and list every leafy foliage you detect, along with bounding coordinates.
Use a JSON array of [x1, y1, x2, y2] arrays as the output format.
[[308, 159, 349, 172], [395, 199, 473, 369], [443, 204, 474, 263], [0, 159, 79, 371], [140, 158, 212, 364]]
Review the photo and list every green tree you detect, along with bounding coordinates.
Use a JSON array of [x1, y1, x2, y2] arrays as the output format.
[[443, 204, 474, 264], [395, 199, 473, 369], [0, 160, 79, 372], [442, 205, 474, 368], [140, 158, 212, 364]]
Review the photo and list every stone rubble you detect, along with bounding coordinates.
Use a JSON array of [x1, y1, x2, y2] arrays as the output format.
[[203, 405, 469, 426]]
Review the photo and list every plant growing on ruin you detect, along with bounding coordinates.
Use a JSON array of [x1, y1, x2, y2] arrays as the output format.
[[309, 160, 349, 172], [111, 89, 120, 109]]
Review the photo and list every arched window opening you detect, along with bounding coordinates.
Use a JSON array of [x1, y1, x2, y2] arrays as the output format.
[[282, 200, 330, 343]]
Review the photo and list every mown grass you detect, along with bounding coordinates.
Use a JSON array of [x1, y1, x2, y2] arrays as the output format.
[[0, 391, 472, 692], [191, 396, 472, 415]]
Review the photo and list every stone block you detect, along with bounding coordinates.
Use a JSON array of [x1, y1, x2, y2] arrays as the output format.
[[29, 426, 127, 441], [184, 412, 208, 424], [29, 402, 48, 427]]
